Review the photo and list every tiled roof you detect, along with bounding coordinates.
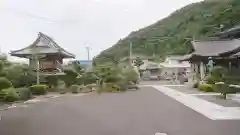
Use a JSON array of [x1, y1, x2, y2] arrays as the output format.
[[10, 32, 75, 58], [191, 39, 240, 56]]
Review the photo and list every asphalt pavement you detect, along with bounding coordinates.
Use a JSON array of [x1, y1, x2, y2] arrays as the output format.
[[0, 87, 240, 135]]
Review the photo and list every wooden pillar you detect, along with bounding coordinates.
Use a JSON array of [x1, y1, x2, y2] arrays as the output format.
[[200, 62, 205, 80]]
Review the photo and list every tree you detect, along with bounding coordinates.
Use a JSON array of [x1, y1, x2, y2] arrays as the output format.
[[133, 57, 144, 69], [61, 69, 78, 87], [45, 76, 59, 88]]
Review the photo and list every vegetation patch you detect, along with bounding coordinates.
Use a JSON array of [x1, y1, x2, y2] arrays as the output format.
[[29, 84, 48, 95], [198, 84, 214, 92]]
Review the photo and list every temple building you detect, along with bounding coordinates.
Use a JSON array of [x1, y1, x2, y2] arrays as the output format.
[[10, 32, 75, 75], [181, 25, 240, 82]]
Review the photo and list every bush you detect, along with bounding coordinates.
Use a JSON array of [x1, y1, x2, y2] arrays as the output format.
[[213, 83, 234, 99], [82, 73, 97, 85], [104, 75, 121, 83], [103, 83, 120, 93], [193, 82, 199, 88], [0, 77, 12, 90], [122, 68, 139, 84], [115, 80, 128, 91], [15, 87, 32, 101], [205, 76, 216, 85], [1, 88, 20, 102], [198, 84, 214, 92], [210, 66, 227, 82], [70, 85, 80, 94], [60, 69, 78, 87], [29, 84, 48, 95], [45, 76, 59, 88]]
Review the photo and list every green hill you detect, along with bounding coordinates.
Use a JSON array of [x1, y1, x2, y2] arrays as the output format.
[[95, 0, 240, 64]]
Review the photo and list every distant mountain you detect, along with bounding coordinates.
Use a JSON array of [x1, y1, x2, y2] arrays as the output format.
[[95, 0, 240, 64]]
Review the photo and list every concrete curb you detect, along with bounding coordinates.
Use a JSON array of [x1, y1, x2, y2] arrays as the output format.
[[0, 93, 89, 111]]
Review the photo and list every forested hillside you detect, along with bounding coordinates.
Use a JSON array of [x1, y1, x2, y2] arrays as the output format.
[[95, 0, 240, 63]]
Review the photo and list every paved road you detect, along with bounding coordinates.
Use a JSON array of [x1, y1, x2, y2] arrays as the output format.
[[0, 87, 240, 135]]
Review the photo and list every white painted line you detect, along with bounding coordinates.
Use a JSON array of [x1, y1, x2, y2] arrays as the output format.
[[163, 85, 186, 87], [7, 105, 17, 109], [152, 85, 240, 120], [24, 99, 43, 103], [189, 93, 221, 96], [155, 133, 167, 135]]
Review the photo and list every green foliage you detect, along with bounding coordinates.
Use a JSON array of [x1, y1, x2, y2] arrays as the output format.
[[198, 84, 214, 92], [15, 87, 32, 101], [82, 72, 97, 85], [102, 83, 120, 93], [104, 75, 122, 83], [211, 66, 227, 81], [205, 76, 216, 85], [29, 84, 48, 95], [133, 57, 144, 68], [70, 85, 81, 94], [61, 69, 78, 87], [4, 65, 36, 88], [0, 77, 12, 90], [223, 67, 240, 85], [95, 0, 240, 63], [122, 68, 139, 84], [1, 88, 20, 102], [72, 61, 85, 74], [213, 83, 233, 99], [45, 75, 59, 88], [192, 82, 199, 88]]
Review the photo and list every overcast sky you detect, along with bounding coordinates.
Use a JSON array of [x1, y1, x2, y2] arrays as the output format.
[[0, 0, 203, 61]]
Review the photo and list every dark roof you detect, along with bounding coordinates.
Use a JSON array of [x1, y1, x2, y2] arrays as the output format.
[[215, 25, 240, 38], [192, 39, 240, 56], [10, 32, 75, 58], [181, 39, 240, 61]]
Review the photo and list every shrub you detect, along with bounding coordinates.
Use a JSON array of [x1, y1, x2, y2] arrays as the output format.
[[71, 85, 80, 94], [82, 73, 97, 85], [198, 84, 214, 92], [103, 83, 120, 93], [210, 66, 227, 82], [60, 69, 78, 87], [229, 85, 240, 94], [15, 87, 32, 101], [1, 88, 20, 102], [115, 80, 128, 91], [0, 77, 12, 90], [104, 75, 121, 83], [193, 82, 199, 88], [213, 82, 235, 99], [45, 76, 59, 88], [29, 84, 48, 95], [122, 68, 139, 84], [205, 76, 216, 85]]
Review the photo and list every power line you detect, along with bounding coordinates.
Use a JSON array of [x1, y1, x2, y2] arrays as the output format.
[[0, 7, 59, 23]]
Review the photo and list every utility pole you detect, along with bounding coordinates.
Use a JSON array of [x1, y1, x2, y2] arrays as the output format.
[[86, 47, 90, 60], [129, 42, 132, 66]]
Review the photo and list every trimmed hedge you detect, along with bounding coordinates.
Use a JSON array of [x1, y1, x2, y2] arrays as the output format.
[[103, 83, 120, 93], [0, 77, 12, 90], [29, 84, 48, 95], [198, 84, 214, 92], [70, 85, 80, 94], [213, 83, 238, 99], [1, 88, 20, 102], [16, 87, 32, 101]]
